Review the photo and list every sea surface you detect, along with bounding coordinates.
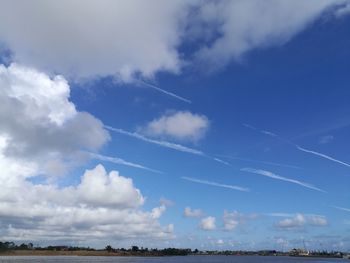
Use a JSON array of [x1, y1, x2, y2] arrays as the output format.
[[0, 256, 348, 263]]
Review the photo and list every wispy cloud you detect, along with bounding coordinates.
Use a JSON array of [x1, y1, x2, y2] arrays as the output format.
[[220, 155, 300, 169], [182, 176, 249, 192], [88, 152, 162, 174], [241, 168, 325, 193], [333, 206, 350, 213], [140, 81, 191, 104], [243, 123, 350, 169]]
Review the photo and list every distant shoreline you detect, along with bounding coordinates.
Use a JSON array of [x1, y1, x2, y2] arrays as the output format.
[[0, 250, 142, 257], [0, 250, 348, 259]]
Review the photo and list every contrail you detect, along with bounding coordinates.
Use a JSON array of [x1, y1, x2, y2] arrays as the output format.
[[105, 125, 229, 165], [241, 168, 326, 193], [88, 152, 162, 174], [333, 206, 350, 213], [296, 146, 350, 168], [264, 212, 324, 217], [140, 81, 192, 104], [220, 155, 300, 169], [243, 123, 257, 131], [264, 213, 295, 217], [261, 130, 278, 137], [243, 123, 350, 169], [182, 176, 250, 192], [213, 158, 230, 166], [105, 125, 204, 156]]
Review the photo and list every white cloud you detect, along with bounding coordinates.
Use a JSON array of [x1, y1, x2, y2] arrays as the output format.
[[308, 215, 328, 226], [0, 1, 347, 80], [160, 198, 174, 207], [142, 111, 209, 142], [223, 210, 257, 231], [77, 164, 144, 208], [216, 239, 224, 245], [0, 63, 109, 177], [199, 216, 216, 231], [276, 213, 328, 229], [0, 164, 172, 244], [0, 0, 192, 81], [0, 64, 172, 244], [193, 0, 346, 70], [184, 207, 204, 218]]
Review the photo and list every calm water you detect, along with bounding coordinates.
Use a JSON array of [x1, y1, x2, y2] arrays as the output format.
[[0, 256, 348, 263]]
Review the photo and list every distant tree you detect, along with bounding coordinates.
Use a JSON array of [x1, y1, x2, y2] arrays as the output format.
[[18, 243, 28, 250], [105, 245, 112, 252], [131, 246, 139, 252]]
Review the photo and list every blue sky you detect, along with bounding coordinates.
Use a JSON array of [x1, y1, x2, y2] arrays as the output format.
[[0, 0, 350, 251]]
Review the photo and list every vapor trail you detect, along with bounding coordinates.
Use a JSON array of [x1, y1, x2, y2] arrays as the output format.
[[89, 152, 162, 174], [333, 206, 350, 213], [296, 146, 350, 168], [105, 126, 204, 156], [182, 176, 249, 192], [105, 125, 230, 166], [243, 123, 350, 169], [241, 168, 326, 193], [140, 81, 192, 104]]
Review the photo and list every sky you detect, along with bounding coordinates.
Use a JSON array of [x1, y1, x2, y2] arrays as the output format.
[[0, 0, 350, 251]]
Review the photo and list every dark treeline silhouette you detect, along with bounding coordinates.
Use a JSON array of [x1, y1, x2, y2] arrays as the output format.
[[0, 241, 348, 258], [0, 242, 33, 251], [104, 245, 191, 256]]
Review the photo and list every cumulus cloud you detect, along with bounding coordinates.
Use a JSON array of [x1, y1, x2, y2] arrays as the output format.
[[275, 213, 328, 229], [141, 111, 209, 142], [0, 164, 173, 244], [0, 1, 347, 80], [199, 216, 216, 231], [0, 63, 109, 177], [184, 207, 204, 218], [223, 210, 257, 231], [0, 64, 172, 244], [77, 165, 144, 208]]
